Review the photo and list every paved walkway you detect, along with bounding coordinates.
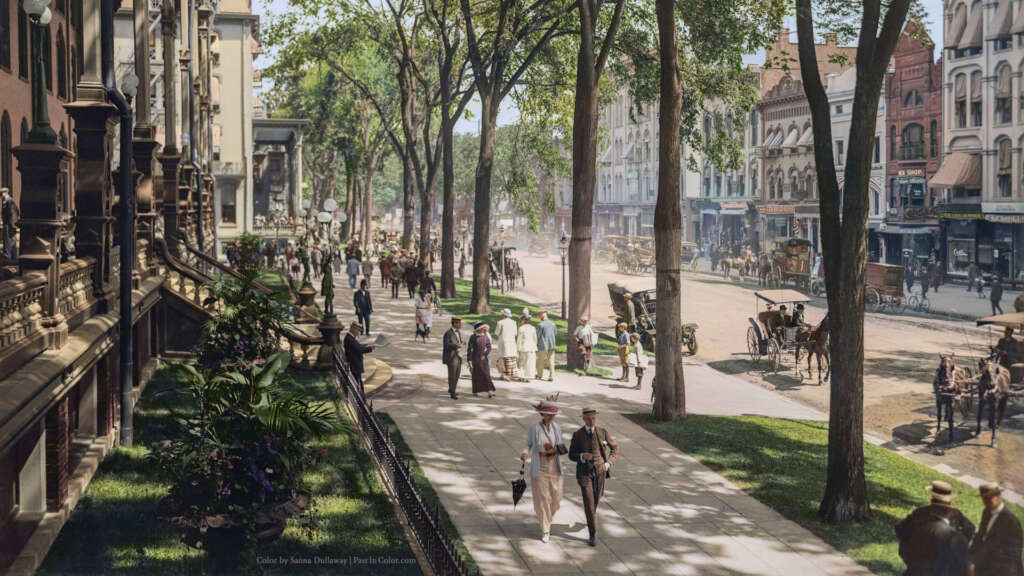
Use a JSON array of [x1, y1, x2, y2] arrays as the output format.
[[326, 276, 868, 575]]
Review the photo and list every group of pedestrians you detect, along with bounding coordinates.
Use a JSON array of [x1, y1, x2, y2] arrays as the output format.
[[896, 480, 1022, 576]]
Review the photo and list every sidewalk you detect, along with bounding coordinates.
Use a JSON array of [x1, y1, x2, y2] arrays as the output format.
[[327, 278, 869, 575]]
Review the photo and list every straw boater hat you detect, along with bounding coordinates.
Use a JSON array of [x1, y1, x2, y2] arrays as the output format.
[[349, 321, 362, 331], [581, 407, 598, 416], [926, 480, 955, 505], [501, 308, 512, 317], [522, 307, 532, 318], [979, 482, 1003, 498], [623, 293, 632, 300]]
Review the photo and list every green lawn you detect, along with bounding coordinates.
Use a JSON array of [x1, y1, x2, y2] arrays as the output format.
[[439, 278, 619, 356], [40, 367, 421, 576], [377, 413, 479, 576], [631, 414, 1024, 575], [257, 268, 290, 298]]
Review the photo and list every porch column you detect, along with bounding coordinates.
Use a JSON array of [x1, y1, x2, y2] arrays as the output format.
[[44, 397, 69, 512]]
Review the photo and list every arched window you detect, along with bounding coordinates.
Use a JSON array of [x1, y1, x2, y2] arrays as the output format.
[[0, 0, 10, 69], [994, 64, 1011, 125], [902, 123, 925, 159], [954, 73, 967, 128], [805, 170, 815, 199], [997, 138, 1012, 198], [17, 1, 27, 78], [903, 90, 923, 107], [749, 110, 758, 147], [873, 190, 880, 216], [750, 163, 758, 197], [970, 70, 982, 127], [1, 112, 11, 190], [929, 120, 937, 157], [20, 117, 27, 142], [789, 170, 799, 199], [56, 26, 65, 99], [714, 168, 722, 196], [702, 165, 711, 197], [890, 125, 897, 160]]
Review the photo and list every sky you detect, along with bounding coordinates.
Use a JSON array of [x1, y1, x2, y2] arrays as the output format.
[[257, 0, 946, 134]]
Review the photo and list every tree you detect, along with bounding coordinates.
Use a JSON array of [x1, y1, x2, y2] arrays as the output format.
[[794, 0, 917, 523], [459, 0, 571, 313]]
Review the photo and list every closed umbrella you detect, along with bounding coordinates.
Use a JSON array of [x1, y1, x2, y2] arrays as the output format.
[[511, 462, 527, 508]]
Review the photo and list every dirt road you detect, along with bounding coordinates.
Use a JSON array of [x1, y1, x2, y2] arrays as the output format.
[[513, 253, 1023, 491]]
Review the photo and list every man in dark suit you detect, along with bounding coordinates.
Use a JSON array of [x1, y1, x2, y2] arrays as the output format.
[[343, 321, 374, 390], [895, 480, 975, 576], [353, 279, 373, 336], [569, 407, 619, 547], [970, 482, 1024, 576], [442, 317, 464, 400]]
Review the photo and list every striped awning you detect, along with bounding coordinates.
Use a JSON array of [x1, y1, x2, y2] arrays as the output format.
[[946, 4, 968, 48], [1014, 0, 1024, 35], [929, 152, 982, 189], [988, 0, 1014, 39], [958, 3, 983, 49]]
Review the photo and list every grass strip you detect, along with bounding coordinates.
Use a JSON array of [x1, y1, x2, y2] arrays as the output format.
[[377, 412, 480, 576], [630, 413, 1024, 576], [438, 277, 619, 357], [39, 366, 421, 576]]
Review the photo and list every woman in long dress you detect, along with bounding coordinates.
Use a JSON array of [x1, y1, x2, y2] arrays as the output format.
[[414, 289, 433, 341], [520, 400, 565, 543], [467, 323, 495, 397], [517, 314, 538, 380]]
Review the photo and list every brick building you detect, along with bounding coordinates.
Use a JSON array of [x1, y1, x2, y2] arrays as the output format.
[[881, 21, 943, 266]]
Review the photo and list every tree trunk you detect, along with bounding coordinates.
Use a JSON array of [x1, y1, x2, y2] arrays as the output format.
[[342, 163, 356, 240], [441, 110, 457, 298], [402, 152, 416, 251], [361, 155, 376, 248], [567, 53, 598, 367], [653, 0, 685, 420], [469, 92, 498, 314]]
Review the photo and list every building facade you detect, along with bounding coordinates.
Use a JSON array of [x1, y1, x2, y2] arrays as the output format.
[[935, 0, 1024, 281], [882, 22, 943, 266]]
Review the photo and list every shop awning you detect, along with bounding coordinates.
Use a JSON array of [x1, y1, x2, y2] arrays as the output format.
[[599, 145, 612, 165], [988, 0, 1013, 39], [959, 3, 983, 50], [946, 4, 968, 48], [782, 128, 800, 148], [797, 125, 813, 147], [1014, 0, 1024, 35], [929, 152, 982, 188], [622, 141, 636, 162]]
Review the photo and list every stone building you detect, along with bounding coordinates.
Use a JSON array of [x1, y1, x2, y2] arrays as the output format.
[[934, 0, 1024, 281], [881, 21, 943, 266]]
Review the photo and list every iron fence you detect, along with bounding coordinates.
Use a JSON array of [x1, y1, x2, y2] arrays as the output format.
[[331, 350, 473, 576]]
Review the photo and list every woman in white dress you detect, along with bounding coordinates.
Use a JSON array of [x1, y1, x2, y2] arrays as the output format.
[[414, 289, 433, 341], [516, 314, 538, 379], [628, 332, 649, 390], [520, 399, 565, 543]]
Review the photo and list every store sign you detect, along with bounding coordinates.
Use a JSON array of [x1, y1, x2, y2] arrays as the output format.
[[982, 202, 1024, 214], [719, 201, 749, 211], [794, 204, 820, 215], [987, 214, 1024, 224], [935, 204, 984, 220], [757, 204, 795, 215], [897, 169, 924, 178], [903, 206, 937, 220]]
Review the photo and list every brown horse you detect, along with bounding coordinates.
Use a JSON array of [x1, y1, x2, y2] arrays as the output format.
[[933, 353, 972, 443], [794, 314, 830, 383], [379, 256, 392, 289], [721, 250, 754, 280], [975, 359, 1012, 447]]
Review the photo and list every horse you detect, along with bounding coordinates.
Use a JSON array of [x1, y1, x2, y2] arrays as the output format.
[[794, 314, 830, 383], [933, 353, 972, 443], [975, 359, 1012, 447], [721, 250, 754, 280], [379, 256, 392, 289]]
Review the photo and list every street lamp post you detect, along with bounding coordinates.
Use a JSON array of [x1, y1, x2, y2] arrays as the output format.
[[559, 234, 569, 319], [24, 0, 54, 144], [499, 226, 506, 294]]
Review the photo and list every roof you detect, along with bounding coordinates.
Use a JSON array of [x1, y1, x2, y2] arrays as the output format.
[[755, 289, 810, 304], [977, 313, 1024, 328], [252, 118, 311, 144], [608, 281, 655, 295]]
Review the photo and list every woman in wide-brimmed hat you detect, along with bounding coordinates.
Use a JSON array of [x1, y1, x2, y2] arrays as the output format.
[[467, 322, 495, 397], [520, 398, 566, 542]]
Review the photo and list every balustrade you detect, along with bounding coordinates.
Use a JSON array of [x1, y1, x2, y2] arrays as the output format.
[[0, 273, 46, 377], [56, 258, 96, 329]]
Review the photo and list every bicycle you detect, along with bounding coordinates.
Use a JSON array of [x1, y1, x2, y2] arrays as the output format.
[[906, 289, 931, 312]]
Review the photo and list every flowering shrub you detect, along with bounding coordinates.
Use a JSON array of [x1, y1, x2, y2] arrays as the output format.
[[153, 352, 339, 568], [199, 270, 290, 368]]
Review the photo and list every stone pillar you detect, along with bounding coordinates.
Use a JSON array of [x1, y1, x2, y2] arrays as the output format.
[[159, 0, 181, 249], [17, 424, 46, 515], [14, 142, 71, 349], [77, 366, 98, 437], [44, 397, 69, 512]]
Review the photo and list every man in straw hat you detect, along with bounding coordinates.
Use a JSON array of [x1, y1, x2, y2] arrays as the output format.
[[969, 482, 1023, 575], [494, 308, 519, 380], [895, 480, 975, 575], [520, 396, 566, 543], [569, 407, 619, 547], [343, 321, 375, 390]]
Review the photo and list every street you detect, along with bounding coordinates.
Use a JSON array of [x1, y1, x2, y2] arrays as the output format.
[[512, 253, 1024, 493]]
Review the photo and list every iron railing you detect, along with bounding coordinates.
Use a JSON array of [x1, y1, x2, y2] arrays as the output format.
[[331, 349, 472, 576]]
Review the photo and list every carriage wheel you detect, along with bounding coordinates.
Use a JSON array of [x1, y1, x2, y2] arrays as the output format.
[[746, 327, 761, 362], [907, 294, 919, 311], [892, 296, 906, 314], [919, 297, 930, 312], [865, 288, 881, 311], [766, 339, 781, 372]]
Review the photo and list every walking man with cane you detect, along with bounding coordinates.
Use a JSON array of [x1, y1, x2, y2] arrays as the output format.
[[569, 407, 619, 547]]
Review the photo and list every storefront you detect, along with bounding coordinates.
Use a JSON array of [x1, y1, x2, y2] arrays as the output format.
[[595, 204, 623, 241], [758, 204, 795, 250], [981, 203, 1024, 282], [937, 203, 984, 277], [794, 204, 820, 256]]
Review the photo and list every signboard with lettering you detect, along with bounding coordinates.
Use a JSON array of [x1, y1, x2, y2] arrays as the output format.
[[757, 204, 796, 215], [982, 202, 1024, 214], [897, 169, 924, 178]]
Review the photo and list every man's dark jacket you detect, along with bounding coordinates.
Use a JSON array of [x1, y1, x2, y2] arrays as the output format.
[[343, 332, 372, 375], [895, 504, 975, 576], [970, 507, 1024, 576], [354, 289, 373, 314]]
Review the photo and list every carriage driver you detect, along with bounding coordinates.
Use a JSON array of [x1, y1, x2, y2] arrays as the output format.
[[994, 327, 1022, 368], [790, 303, 807, 328]]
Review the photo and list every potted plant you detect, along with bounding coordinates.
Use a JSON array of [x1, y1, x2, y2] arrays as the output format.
[[199, 270, 291, 369], [153, 351, 339, 572]]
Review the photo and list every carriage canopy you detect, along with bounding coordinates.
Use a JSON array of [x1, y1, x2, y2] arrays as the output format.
[[754, 289, 810, 305], [976, 312, 1024, 328]]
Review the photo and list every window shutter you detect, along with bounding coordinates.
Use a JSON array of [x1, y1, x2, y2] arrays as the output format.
[[970, 72, 982, 102], [958, 2, 984, 50], [955, 75, 967, 99]]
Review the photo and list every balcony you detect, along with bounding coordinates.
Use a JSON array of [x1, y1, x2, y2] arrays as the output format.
[[899, 142, 925, 161]]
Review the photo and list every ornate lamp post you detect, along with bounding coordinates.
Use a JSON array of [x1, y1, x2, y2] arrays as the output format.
[[24, 0, 54, 144], [559, 234, 569, 318]]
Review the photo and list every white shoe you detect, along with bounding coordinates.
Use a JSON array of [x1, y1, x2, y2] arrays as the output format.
[[541, 532, 550, 543]]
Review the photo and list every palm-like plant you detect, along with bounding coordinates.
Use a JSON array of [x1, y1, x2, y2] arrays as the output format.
[[199, 269, 291, 368]]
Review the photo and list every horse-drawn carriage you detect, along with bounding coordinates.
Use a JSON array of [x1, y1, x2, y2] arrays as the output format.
[[596, 235, 629, 262], [614, 238, 655, 275], [608, 282, 698, 354], [746, 289, 830, 381], [681, 242, 700, 272], [757, 238, 814, 289], [489, 246, 524, 290], [864, 262, 915, 313]]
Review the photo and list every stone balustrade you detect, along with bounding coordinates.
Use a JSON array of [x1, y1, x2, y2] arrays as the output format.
[[57, 258, 97, 330], [0, 273, 47, 380]]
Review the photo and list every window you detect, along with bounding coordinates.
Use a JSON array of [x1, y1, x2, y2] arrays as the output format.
[[997, 138, 1012, 198], [19, 117, 27, 142], [714, 169, 721, 196], [835, 140, 845, 165], [873, 136, 880, 164], [835, 104, 843, 114], [1021, 63, 1024, 123], [56, 27, 65, 99], [955, 74, 966, 128], [221, 186, 237, 223], [994, 65, 1011, 125], [1, 112, 10, 190], [929, 120, 937, 157], [703, 167, 711, 197], [0, 0, 9, 69], [749, 110, 758, 146], [17, 1, 26, 78], [750, 166, 758, 197], [703, 115, 711, 142], [970, 71, 982, 127], [903, 90, 923, 107], [901, 124, 925, 159], [790, 171, 799, 199], [890, 125, 897, 160]]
